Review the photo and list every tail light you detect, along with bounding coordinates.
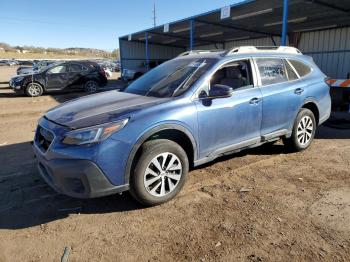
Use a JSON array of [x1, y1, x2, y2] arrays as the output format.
[[100, 68, 106, 77]]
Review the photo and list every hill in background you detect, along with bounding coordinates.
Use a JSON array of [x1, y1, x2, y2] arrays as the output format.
[[0, 42, 119, 60]]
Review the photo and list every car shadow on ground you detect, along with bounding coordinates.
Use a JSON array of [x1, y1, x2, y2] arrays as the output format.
[[0, 141, 144, 230], [0, 139, 287, 229]]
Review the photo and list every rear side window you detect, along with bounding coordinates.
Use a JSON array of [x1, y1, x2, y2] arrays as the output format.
[[288, 59, 311, 77], [256, 58, 288, 85], [48, 65, 66, 74], [285, 60, 298, 80], [70, 63, 83, 72]]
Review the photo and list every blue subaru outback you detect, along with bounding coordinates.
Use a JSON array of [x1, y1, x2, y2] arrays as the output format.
[[33, 46, 331, 206]]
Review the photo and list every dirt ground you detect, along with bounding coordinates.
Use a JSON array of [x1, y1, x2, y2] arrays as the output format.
[[0, 66, 349, 262]]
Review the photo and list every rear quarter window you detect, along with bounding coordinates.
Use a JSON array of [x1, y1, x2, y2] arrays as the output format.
[[70, 64, 83, 72], [288, 59, 312, 77]]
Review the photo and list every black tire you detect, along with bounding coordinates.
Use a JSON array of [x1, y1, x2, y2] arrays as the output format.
[[25, 82, 43, 97], [129, 139, 189, 206], [84, 80, 99, 94], [283, 108, 316, 152]]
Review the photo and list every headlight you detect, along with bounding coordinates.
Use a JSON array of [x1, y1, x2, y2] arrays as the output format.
[[62, 118, 128, 145]]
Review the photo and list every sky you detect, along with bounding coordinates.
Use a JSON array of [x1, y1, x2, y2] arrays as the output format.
[[0, 0, 242, 51]]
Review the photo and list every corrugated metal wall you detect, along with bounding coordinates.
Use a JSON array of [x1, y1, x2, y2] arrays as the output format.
[[120, 39, 185, 71], [299, 27, 350, 78], [121, 27, 350, 78]]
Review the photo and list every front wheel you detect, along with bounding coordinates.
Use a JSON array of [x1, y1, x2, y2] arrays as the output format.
[[25, 82, 43, 97], [130, 139, 188, 206], [283, 108, 316, 152]]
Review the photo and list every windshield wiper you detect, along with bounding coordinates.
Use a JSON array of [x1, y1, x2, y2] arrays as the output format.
[[144, 66, 186, 97], [171, 60, 206, 97]]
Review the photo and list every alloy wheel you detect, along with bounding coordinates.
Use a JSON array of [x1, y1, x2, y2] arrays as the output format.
[[297, 115, 314, 146], [143, 152, 182, 197], [28, 83, 41, 96], [85, 81, 97, 93]]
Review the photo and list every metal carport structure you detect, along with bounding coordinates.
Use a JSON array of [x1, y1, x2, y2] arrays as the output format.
[[119, 0, 350, 78]]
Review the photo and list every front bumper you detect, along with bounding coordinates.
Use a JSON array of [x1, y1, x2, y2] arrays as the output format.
[[34, 149, 129, 198], [9, 79, 23, 91]]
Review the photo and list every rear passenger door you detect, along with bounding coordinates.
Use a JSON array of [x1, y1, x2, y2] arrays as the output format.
[[68, 63, 86, 88], [254, 58, 305, 137]]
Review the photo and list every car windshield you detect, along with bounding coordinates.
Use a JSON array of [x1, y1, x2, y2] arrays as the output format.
[[124, 57, 217, 98]]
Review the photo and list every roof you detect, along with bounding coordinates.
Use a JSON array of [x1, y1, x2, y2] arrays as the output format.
[[119, 0, 350, 48]]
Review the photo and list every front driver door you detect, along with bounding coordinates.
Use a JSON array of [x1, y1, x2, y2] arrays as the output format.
[[194, 59, 263, 159], [46, 65, 68, 90]]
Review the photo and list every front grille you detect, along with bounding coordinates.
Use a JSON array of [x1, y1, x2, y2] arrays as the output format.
[[36, 126, 55, 152]]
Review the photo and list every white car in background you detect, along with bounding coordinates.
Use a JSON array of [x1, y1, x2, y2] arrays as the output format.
[[103, 67, 113, 78]]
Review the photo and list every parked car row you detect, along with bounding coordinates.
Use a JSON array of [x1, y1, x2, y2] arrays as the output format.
[[121, 60, 164, 81], [9, 60, 108, 96], [0, 59, 19, 66], [98, 60, 120, 72], [16, 60, 57, 75]]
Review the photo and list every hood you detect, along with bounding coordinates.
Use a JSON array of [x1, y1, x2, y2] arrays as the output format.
[[45, 91, 166, 129]]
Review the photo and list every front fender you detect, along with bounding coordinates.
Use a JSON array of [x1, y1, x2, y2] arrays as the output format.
[[123, 122, 197, 184]]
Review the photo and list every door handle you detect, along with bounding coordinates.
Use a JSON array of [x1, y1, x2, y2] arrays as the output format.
[[249, 97, 260, 105], [294, 88, 304, 95]]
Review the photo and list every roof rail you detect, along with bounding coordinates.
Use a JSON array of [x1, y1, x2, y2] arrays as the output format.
[[177, 49, 222, 57], [225, 46, 302, 56]]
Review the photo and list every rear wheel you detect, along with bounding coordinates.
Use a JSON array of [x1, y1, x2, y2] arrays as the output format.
[[84, 80, 98, 94], [25, 82, 43, 97], [283, 108, 316, 152], [130, 139, 188, 206]]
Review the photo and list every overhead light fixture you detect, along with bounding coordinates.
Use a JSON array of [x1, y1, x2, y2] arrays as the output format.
[[293, 24, 337, 32], [200, 32, 223, 38], [162, 39, 177, 44], [232, 8, 273, 20], [173, 27, 190, 33], [225, 36, 250, 41], [264, 17, 307, 27]]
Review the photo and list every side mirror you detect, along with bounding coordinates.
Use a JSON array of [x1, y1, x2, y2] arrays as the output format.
[[208, 84, 234, 98]]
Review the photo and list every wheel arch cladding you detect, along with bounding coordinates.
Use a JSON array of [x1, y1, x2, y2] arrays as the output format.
[[124, 124, 197, 184], [302, 101, 319, 125], [26, 80, 44, 89]]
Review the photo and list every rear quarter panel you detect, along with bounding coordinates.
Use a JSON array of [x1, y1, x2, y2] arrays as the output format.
[[302, 65, 331, 125]]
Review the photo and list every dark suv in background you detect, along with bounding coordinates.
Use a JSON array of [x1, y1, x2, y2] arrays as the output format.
[[10, 61, 108, 97]]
